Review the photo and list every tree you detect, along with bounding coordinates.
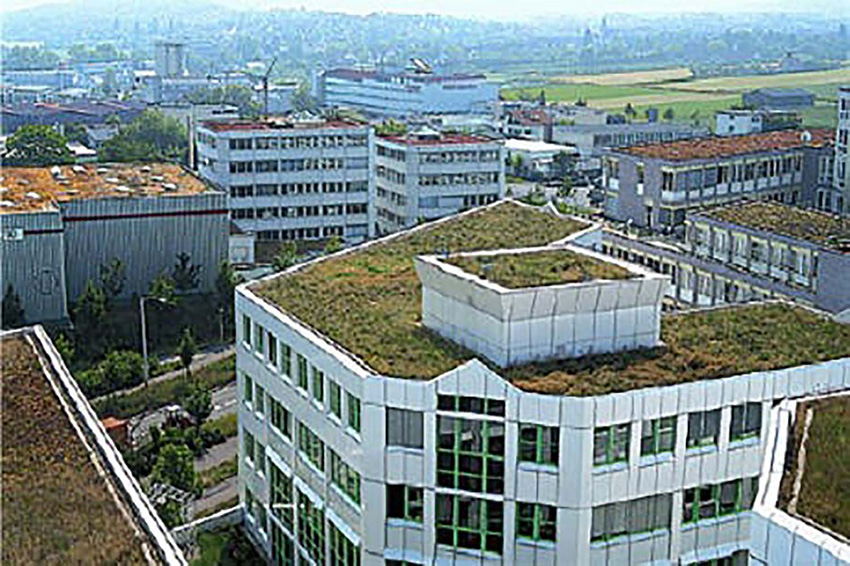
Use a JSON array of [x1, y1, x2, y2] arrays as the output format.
[[272, 242, 299, 272], [148, 273, 176, 305], [4, 125, 73, 166], [99, 258, 126, 306], [151, 442, 196, 492], [2, 284, 25, 329], [183, 382, 212, 433], [291, 82, 318, 112], [100, 110, 187, 163], [215, 260, 243, 339], [54, 333, 75, 364], [559, 175, 574, 198], [172, 252, 201, 292], [177, 327, 197, 377], [64, 122, 89, 145], [155, 499, 184, 529], [553, 150, 574, 178], [624, 103, 637, 121], [374, 119, 407, 136], [185, 85, 260, 117], [324, 235, 342, 255], [663, 108, 675, 121], [510, 153, 525, 175], [100, 350, 145, 391], [73, 280, 107, 359]]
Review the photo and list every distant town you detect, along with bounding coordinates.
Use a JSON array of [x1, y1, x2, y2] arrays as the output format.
[[1, 3, 849, 566]]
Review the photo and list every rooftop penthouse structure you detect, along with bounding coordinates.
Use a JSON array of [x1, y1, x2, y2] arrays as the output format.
[[0, 163, 227, 323], [602, 129, 833, 229], [235, 200, 850, 566], [1, 326, 186, 565]]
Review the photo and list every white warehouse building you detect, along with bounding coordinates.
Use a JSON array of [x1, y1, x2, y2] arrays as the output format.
[[375, 128, 505, 234], [196, 117, 375, 248], [235, 201, 850, 566]]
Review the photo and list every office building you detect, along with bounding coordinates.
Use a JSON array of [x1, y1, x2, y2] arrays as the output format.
[[234, 200, 850, 566], [504, 138, 578, 180], [0, 163, 228, 323], [830, 86, 850, 215], [316, 68, 497, 117], [602, 129, 833, 229], [375, 128, 504, 233], [742, 88, 815, 110], [714, 110, 800, 137], [196, 117, 375, 246]]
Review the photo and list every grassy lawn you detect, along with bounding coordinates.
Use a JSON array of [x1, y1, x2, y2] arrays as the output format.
[[195, 496, 239, 520], [658, 67, 850, 93], [202, 413, 238, 439], [199, 456, 238, 489], [799, 103, 839, 129], [502, 83, 660, 104], [192, 528, 265, 566], [94, 355, 235, 419]]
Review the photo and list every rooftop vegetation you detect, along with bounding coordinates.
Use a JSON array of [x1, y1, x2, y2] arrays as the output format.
[[444, 249, 634, 289], [1, 336, 151, 565]]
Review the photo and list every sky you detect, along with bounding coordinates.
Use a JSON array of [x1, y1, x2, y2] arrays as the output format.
[[1, 0, 846, 18]]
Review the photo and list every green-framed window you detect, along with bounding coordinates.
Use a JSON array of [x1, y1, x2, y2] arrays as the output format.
[[329, 449, 361, 504], [297, 354, 308, 391], [245, 486, 255, 518], [270, 461, 293, 532], [695, 550, 749, 566], [280, 343, 291, 377], [386, 484, 423, 523], [329, 520, 361, 566], [268, 333, 278, 366], [242, 314, 251, 347], [347, 392, 361, 433], [641, 416, 676, 456], [436, 494, 503, 554], [683, 477, 758, 524], [271, 522, 295, 566], [516, 502, 556, 542], [256, 502, 267, 534], [255, 323, 264, 354], [254, 384, 265, 415], [297, 489, 325, 565], [730, 402, 762, 442], [437, 416, 505, 494], [243, 373, 253, 406], [298, 423, 325, 472], [243, 428, 255, 464], [311, 366, 324, 404], [593, 423, 630, 466], [329, 381, 342, 418], [438, 394, 505, 417], [270, 397, 292, 439], [518, 424, 559, 466], [591, 494, 672, 542], [687, 409, 721, 449], [255, 440, 265, 474]]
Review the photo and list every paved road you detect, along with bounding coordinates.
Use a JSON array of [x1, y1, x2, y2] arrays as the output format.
[[192, 476, 238, 518], [196, 436, 238, 473]]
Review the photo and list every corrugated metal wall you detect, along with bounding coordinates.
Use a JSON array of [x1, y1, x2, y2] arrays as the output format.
[[0, 209, 69, 323]]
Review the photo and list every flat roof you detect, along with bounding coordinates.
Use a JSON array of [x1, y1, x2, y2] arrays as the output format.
[[504, 138, 576, 153], [200, 117, 366, 132], [1, 331, 168, 565], [0, 163, 209, 214], [379, 132, 496, 146], [781, 394, 850, 540], [694, 201, 850, 251], [616, 129, 832, 161], [251, 201, 850, 395]]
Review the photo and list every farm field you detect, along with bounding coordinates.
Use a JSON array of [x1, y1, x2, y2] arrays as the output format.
[[501, 83, 660, 103], [653, 67, 850, 93], [551, 66, 693, 85]]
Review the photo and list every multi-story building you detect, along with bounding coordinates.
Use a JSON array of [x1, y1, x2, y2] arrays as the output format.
[[375, 128, 504, 233], [599, 200, 850, 321], [714, 110, 800, 137], [830, 86, 850, 215], [0, 163, 228, 324], [234, 200, 850, 566], [315, 68, 497, 117], [196, 117, 375, 246], [602, 129, 834, 229], [742, 88, 815, 110]]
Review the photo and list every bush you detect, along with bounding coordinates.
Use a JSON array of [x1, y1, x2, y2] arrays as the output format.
[[76, 350, 145, 397]]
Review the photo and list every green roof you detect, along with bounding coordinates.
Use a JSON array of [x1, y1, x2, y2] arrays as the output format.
[[252, 201, 850, 396]]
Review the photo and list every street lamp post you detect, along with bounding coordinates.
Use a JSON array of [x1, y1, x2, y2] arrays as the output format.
[[139, 295, 170, 387]]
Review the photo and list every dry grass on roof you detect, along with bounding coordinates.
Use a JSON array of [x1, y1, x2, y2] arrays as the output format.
[[506, 303, 850, 396], [1, 336, 153, 566], [253, 201, 589, 378]]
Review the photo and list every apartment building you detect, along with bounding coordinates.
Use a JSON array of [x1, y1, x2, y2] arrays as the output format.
[[829, 86, 850, 215], [234, 200, 850, 566], [375, 128, 504, 234], [196, 117, 375, 246], [315, 68, 497, 117], [751, 392, 850, 565], [598, 200, 850, 321], [602, 129, 833, 229]]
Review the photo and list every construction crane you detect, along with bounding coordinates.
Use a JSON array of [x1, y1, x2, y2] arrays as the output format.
[[260, 57, 277, 117]]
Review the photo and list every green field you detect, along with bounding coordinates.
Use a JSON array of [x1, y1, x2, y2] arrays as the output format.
[[502, 83, 660, 104]]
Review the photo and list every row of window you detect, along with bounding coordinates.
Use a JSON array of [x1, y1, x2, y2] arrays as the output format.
[[418, 172, 500, 186], [376, 146, 500, 164], [593, 404, 762, 467], [231, 203, 368, 220], [229, 181, 368, 197], [230, 157, 368, 174], [221, 133, 369, 151]]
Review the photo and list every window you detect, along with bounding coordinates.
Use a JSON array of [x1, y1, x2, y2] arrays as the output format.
[[297, 490, 324, 565], [243, 428, 255, 464], [593, 424, 630, 466], [256, 440, 265, 474], [683, 477, 758, 524], [641, 417, 676, 456], [255, 323, 264, 354], [347, 392, 361, 433], [298, 423, 324, 472], [297, 355, 308, 391], [268, 334, 278, 367], [271, 522, 295, 566], [242, 314, 252, 347], [243, 374, 254, 406], [437, 416, 505, 494], [270, 398, 292, 439], [386, 408, 424, 449], [329, 521, 360, 566], [694, 550, 749, 566], [518, 424, 559, 466], [329, 450, 361, 504], [311, 367, 324, 404], [280, 343, 291, 377], [270, 461, 293, 531], [436, 494, 503, 554], [730, 402, 762, 442], [516, 503, 557, 543], [687, 410, 721, 449], [330, 381, 342, 419], [438, 395, 505, 417], [254, 384, 265, 416], [591, 494, 672, 542], [386, 485, 424, 523]]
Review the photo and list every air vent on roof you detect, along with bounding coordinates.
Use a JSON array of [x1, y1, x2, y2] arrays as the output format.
[[140, 166, 152, 173], [18, 179, 29, 185], [25, 192, 41, 199], [151, 175, 165, 183], [800, 130, 812, 142], [72, 165, 86, 174], [97, 167, 109, 174], [162, 183, 177, 191], [50, 166, 61, 177], [0, 200, 15, 207], [105, 177, 120, 184], [116, 185, 132, 193]]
